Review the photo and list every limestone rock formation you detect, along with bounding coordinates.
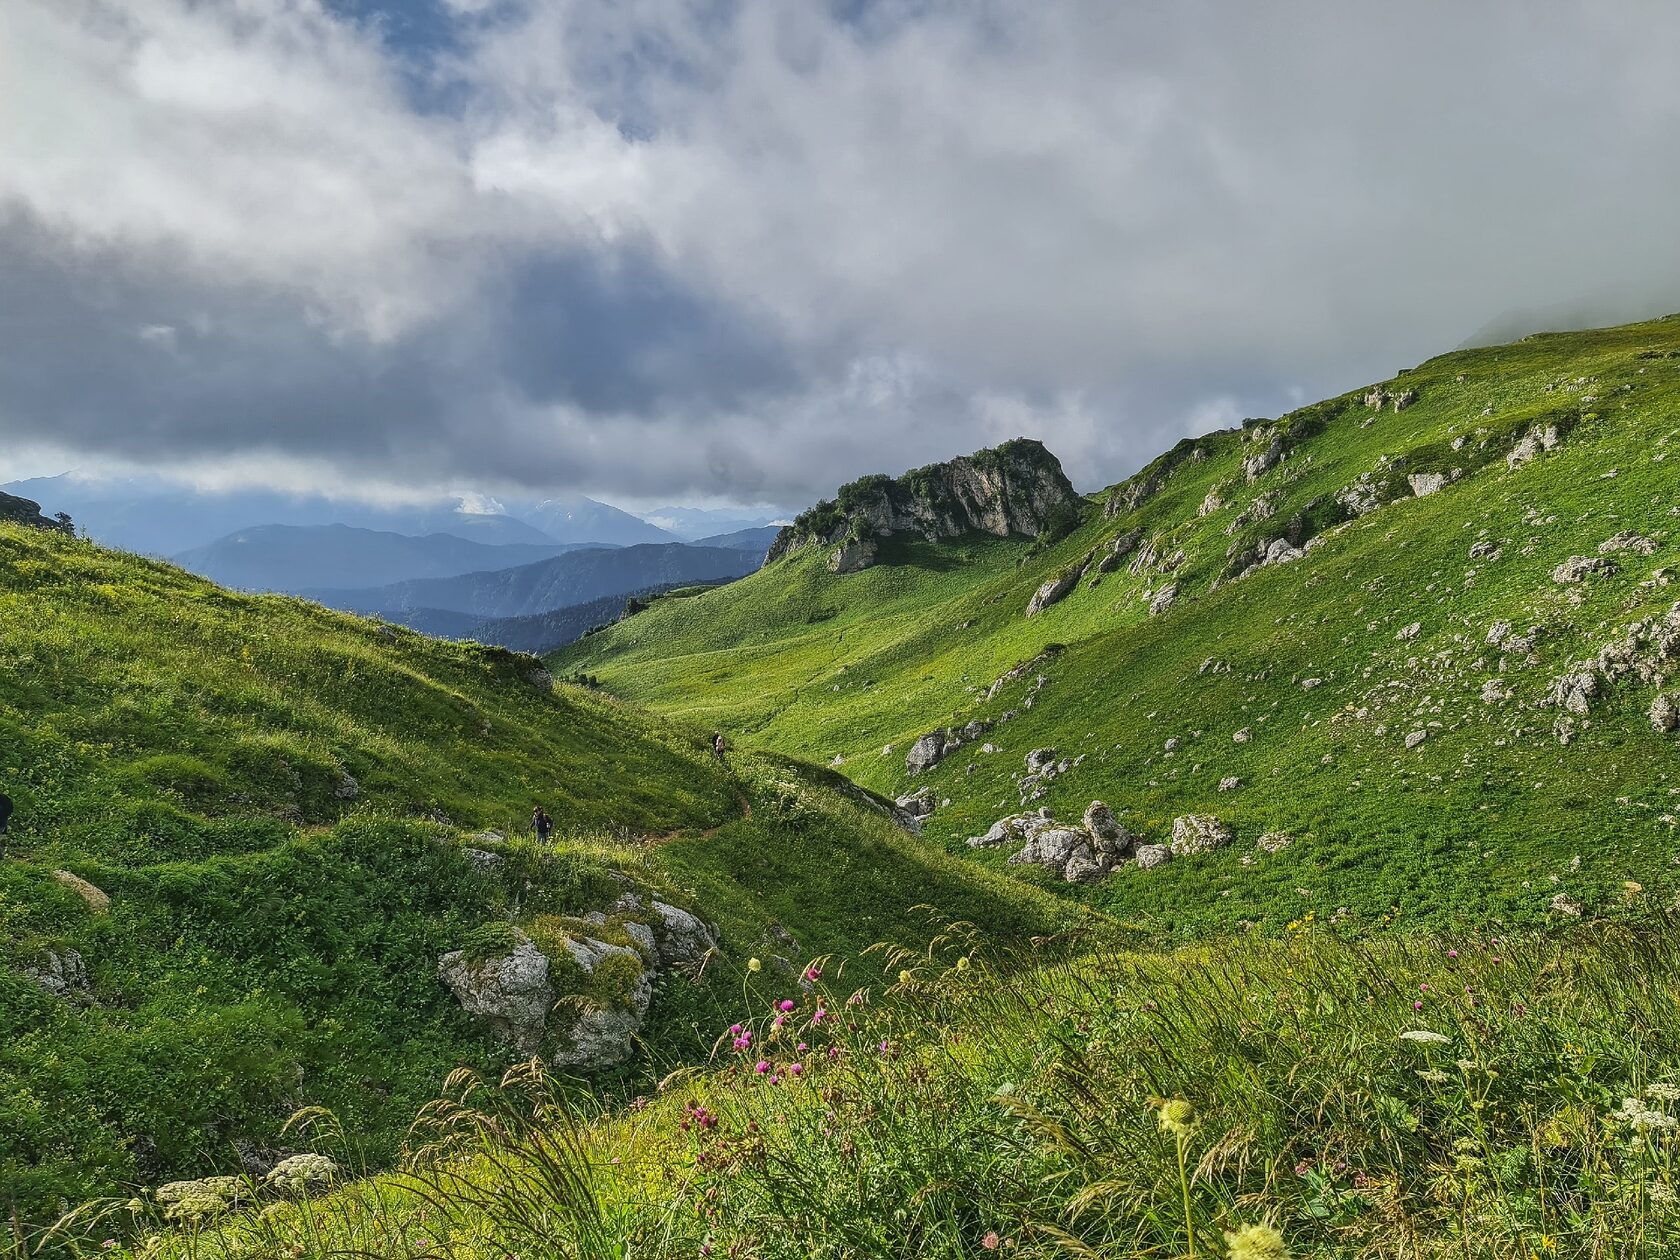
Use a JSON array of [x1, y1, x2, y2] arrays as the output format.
[[1169, 814, 1234, 857], [437, 930, 555, 1054], [768, 439, 1082, 570], [550, 936, 654, 1070]]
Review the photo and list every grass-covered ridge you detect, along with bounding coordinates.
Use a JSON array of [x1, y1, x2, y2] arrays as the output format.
[[90, 910, 1680, 1259], [0, 524, 1079, 1232], [559, 315, 1680, 936]]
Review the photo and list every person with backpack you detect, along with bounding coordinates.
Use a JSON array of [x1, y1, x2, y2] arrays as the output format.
[[531, 805, 554, 844], [0, 791, 11, 857]]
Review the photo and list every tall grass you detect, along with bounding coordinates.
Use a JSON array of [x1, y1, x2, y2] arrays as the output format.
[[58, 912, 1680, 1259]]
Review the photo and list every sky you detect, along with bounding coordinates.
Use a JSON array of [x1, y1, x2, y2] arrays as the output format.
[[4, 0, 1680, 509]]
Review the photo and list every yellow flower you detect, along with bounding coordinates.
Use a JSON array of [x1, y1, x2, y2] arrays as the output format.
[[747, 957, 762, 973], [899, 969, 913, 985], [1157, 1097, 1197, 1137], [955, 956, 971, 971], [1224, 1223, 1290, 1260]]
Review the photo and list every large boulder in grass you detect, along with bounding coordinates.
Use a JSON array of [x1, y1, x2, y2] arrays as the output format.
[[438, 930, 554, 1054], [651, 900, 718, 968]]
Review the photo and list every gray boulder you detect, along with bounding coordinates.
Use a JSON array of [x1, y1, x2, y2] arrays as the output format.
[[1407, 471, 1449, 497], [906, 730, 955, 775], [1651, 693, 1679, 733], [1169, 814, 1234, 857], [1028, 562, 1088, 616], [1134, 844, 1173, 870], [1082, 801, 1134, 857], [651, 900, 718, 967], [438, 930, 555, 1054], [896, 787, 937, 819], [551, 937, 654, 1070], [1545, 669, 1598, 716], [1507, 424, 1563, 470], [23, 949, 93, 1005], [1552, 555, 1618, 584], [1148, 583, 1179, 616]]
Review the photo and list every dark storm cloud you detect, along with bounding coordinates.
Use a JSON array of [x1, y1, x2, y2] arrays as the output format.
[[4, 0, 1680, 502]]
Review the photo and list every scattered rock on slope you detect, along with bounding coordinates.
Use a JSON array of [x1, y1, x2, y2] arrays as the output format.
[[1552, 555, 1618, 584], [1170, 814, 1234, 857]]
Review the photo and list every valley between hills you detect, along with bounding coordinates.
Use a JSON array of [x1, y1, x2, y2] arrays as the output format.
[[8, 316, 1680, 1258]]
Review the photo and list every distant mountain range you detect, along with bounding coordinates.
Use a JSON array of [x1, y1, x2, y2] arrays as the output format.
[[307, 542, 764, 621], [640, 506, 793, 540], [387, 584, 698, 655], [690, 525, 782, 554], [173, 524, 603, 593], [1, 475, 701, 555]]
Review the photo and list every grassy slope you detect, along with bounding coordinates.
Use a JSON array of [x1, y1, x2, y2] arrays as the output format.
[[560, 316, 1680, 936], [0, 526, 1078, 1225], [126, 914, 1680, 1260]]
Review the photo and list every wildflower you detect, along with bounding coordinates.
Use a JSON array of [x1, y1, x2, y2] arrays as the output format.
[[772, 1014, 785, 1030], [267, 1153, 337, 1194], [755, 1060, 770, 1074], [1447, 949, 1458, 958], [804, 964, 822, 981], [729, 1024, 742, 1036], [828, 1046, 840, 1059], [1610, 1097, 1680, 1133], [1416, 1068, 1450, 1083], [982, 1232, 1000, 1251], [812, 1007, 827, 1024], [1399, 1030, 1451, 1044], [1413, 1001, 1424, 1011], [1647, 1083, 1680, 1103], [747, 958, 762, 973], [1418, 982, 1430, 992], [1223, 1222, 1290, 1260], [1156, 1098, 1197, 1138], [898, 969, 913, 985], [956, 956, 971, 971], [789, 1063, 803, 1077], [797, 1041, 808, 1052], [779, 999, 795, 1012], [768, 1074, 781, 1085], [879, 1040, 891, 1055]]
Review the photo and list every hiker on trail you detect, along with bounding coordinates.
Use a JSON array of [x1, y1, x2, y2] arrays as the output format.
[[712, 731, 726, 761], [532, 806, 554, 844], [0, 791, 11, 858]]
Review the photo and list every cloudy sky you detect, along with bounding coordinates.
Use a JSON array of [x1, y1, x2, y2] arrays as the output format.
[[4, 0, 1680, 507]]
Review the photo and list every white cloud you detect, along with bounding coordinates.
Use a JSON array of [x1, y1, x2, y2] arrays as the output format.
[[5, 0, 1680, 503]]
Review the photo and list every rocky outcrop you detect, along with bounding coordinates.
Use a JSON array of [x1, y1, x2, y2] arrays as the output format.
[[550, 937, 653, 1070], [1093, 527, 1145, 574], [1552, 555, 1618, 584], [904, 718, 994, 775], [827, 537, 878, 573], [0, 490, 73, 535], [650, 900, 718, 968], [1027, 558, 1090, 615], [1169, 814, 1234, 857], [438, 930, 555, 1054], [971, 799, 1134, 883], [23, 949, 94, 1005], [768, 439, 1082, 569], [1242, 434, 1286, 483], [1507, 423, 1564, 470], [1148, 584, 1179, 616]]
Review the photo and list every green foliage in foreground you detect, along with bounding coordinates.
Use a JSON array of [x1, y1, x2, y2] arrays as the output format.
[[0, 524, 1078, 1232], [559, 315, 1680, 937], [82, 910, 1680, 1259]]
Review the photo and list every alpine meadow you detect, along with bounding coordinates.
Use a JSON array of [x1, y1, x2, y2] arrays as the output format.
[[9, 5, 1680, 1258]]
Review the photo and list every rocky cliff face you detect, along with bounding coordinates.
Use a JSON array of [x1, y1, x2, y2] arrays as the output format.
[[767, 438, 1081, 570]]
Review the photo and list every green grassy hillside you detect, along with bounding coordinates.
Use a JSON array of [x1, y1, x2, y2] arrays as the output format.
[[559, 316, 1680, 936], [102, 914, 1680, 1260], [0, 524, 1079, 1230]]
